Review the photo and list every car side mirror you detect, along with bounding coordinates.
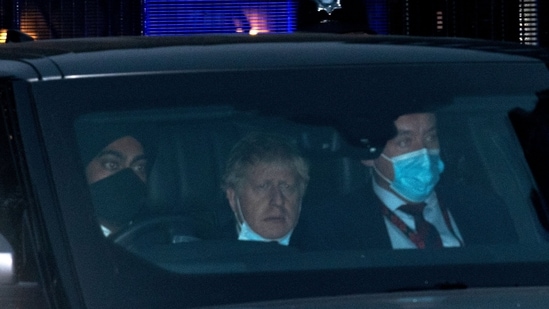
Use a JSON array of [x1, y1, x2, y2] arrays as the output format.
[[0, 233, 15, 284]]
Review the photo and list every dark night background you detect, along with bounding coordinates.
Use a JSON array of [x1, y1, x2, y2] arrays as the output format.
[[0, 0, 546, 47]]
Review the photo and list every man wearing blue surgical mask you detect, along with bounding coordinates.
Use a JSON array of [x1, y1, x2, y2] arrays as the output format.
[[360, 113, 462, 249], [293, 112, 518, 250]]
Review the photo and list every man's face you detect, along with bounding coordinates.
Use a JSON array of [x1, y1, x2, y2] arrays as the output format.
[[363, 113, 439, 188], [85, 136, 147, 185], [226, 161, 302, 239]]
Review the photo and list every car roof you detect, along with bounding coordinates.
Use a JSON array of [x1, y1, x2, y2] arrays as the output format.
[[0, 33, 548, 81]]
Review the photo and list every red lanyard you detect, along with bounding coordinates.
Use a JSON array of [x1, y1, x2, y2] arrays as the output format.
[[380, 201, 464, 248]]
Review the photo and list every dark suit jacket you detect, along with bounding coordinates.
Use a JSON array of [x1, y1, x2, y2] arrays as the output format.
[[291, 182, 519, 250]]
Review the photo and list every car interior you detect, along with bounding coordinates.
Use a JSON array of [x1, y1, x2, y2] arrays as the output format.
[[71, 92, 549, 275]]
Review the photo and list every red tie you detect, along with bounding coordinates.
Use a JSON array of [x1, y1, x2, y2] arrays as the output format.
[[398, 203, 443, 249]]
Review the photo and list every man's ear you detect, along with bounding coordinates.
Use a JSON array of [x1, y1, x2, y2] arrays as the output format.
[[361, 159, 375, 167], [226, 188, 238, 213]]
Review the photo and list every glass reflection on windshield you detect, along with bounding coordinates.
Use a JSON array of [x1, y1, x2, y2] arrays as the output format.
[[74, 103, 538, 274]]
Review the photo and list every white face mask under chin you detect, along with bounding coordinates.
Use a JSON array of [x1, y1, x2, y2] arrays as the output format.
[[234, 198, 293, 246]]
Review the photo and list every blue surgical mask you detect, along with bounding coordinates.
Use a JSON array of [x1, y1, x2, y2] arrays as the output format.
[[375, 148, 445, 203], [234, 198, 292, 246]]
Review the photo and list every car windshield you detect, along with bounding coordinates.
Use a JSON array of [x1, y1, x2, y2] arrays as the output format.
[[14, 39, 549, 306]]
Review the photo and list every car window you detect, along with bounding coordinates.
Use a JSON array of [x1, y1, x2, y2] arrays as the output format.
[[75, 97, 540, 258], [31, 70, 548, 261]]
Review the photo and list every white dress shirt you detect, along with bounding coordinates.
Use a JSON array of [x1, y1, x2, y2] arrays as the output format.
[[372, 180, 463, 249]]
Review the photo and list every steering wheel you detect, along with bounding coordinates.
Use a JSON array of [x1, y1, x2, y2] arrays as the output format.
[[111, 215, 201, 250]]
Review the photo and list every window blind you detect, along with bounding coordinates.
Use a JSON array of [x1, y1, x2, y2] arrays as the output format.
[[143, 0, 297, 35]]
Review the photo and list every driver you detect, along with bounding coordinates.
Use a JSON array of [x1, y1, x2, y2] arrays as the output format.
[[79, 124, 150, 237], [221, 132, 309, 245]]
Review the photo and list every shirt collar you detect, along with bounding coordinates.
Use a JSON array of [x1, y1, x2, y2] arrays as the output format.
[[371, 177, 437, 212]]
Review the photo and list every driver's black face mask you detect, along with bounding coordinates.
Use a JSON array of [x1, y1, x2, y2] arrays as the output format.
[[89, 169, 147, 227]]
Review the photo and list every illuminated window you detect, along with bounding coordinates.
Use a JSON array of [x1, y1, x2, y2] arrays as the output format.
[[19, 2, 45, 40], [0, 29, 7, 43], [436, 11, 443, 31], [143, 0, 297, 36], [365, 0, 388, 35], [519, 0, 538, 46]]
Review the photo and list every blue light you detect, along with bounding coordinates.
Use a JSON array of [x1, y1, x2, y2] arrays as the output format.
[[365, 0, 388, 35], [143, 0, 297, 36]]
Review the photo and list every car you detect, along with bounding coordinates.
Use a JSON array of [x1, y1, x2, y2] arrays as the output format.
[[0, 33, 548, 308]]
